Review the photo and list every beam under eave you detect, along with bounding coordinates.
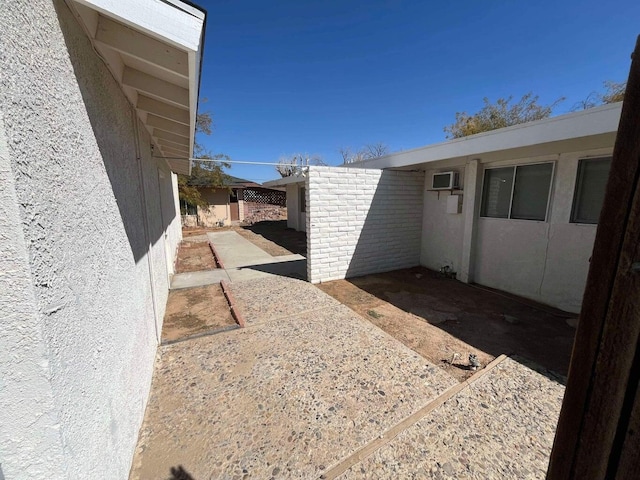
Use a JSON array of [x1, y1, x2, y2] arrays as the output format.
[[154, 128, 189, 145], [160, 146, 190, 158], [166, 159, 191, 175], [95, 14, 189, 77], [122, 66, 189, 108], [158, 145, 189, 158], [137, 95, 189, 125], [147, 113, 190, 137], [156, 137, 190, 151]]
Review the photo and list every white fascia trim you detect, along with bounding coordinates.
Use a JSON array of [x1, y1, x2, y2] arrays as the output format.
[[263, 176, 306, 188], [352, 102, 622, 170], [74, 0, 204, 51]]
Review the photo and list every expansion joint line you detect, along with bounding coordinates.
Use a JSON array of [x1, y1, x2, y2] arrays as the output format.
[[319, 354, 509, 480]]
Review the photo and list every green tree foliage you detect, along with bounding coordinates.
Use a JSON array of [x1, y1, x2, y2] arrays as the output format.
[[177, 110, 230, 208], [443, 93, 564, 139]]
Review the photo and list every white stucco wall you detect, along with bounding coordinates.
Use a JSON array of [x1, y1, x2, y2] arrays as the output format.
[[420, 167, 466, 273], [473, 150, 609, 312], [307, 167, 424, 283], [0, 1, 182, 478]]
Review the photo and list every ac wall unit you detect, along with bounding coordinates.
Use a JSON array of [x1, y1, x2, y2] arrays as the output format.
[[431, 171, 459, 190]]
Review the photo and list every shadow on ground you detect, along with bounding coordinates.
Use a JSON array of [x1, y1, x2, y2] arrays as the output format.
[[167, 466, 194, 480], [320, 267, 575, 383], [240, 259, 307, 280], [241, 220, 307, 256]]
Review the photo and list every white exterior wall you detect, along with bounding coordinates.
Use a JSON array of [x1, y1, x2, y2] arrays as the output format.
[[473, 149, 609, 312], [0, 1, 181, 478], [307, 167, 424, 283], [420, 167, 466, 273]]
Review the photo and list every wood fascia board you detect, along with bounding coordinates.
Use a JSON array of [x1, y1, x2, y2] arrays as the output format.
[[73, 0, 204, 52]]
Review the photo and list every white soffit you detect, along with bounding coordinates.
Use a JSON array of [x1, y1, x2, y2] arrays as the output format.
[[71, 0, 206, 175]]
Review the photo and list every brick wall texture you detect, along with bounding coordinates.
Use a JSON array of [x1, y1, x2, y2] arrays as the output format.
[[306, 166, 424, 283]]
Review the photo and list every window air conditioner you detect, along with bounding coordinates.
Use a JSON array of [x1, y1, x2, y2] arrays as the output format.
[[431, 171, 459, 190]]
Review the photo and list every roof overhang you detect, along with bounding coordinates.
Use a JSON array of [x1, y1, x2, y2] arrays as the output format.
[[348, 102, 622, 170], [263, 175, 307, 188], [70, 0, 206, 175]]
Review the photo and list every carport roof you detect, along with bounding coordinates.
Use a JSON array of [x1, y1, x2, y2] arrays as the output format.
[[70, 0, 206, 175]]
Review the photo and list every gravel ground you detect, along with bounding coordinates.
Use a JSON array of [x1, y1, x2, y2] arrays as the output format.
[[340, 356, 565, 479]]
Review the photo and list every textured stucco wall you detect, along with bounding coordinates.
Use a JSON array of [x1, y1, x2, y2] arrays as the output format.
[[197, 188, 230, 226], [307, 167, 424, 283], [0, 1, 180, 478], [473, 150, 611, 312], [420, 167, 465, 273]]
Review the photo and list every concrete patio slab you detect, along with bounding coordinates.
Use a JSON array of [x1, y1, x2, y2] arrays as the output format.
[[207, 230, 272, 268], [228, 276, 336, 325], [129, 278, 457, 480], [340, 356, 564, 479], [170, 269, 230, 289]]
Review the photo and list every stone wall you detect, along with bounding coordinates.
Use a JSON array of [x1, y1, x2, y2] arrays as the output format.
[[306, 166, 424, 283], [243, 203, 287, 224]]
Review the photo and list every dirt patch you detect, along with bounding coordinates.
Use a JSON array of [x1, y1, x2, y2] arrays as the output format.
[[233, 227, 292, 256], [181, 221, 306, 257], [318, 267, 575, 383], [161, 284, 235, 343], [175, 241, 217, 273]]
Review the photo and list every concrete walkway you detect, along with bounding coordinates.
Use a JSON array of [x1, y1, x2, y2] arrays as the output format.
[[132, 235, 565, 479], [169, 231, 307, 289]]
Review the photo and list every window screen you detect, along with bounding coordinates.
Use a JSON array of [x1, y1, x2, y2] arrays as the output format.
[[511, 163, 554, 221], [480, 162, 554, 221], [571, 157, 612, 224], [480, 167, 514, 218]]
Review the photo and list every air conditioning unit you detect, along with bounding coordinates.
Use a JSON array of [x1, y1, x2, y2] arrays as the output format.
[[431, 171, 459, 190]]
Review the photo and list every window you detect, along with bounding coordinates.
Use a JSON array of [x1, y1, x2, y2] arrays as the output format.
[[480, 163, 554, 221], [181, 200, 197, 216], [300, 187, 306, 213], [571, 157, 612, 224]]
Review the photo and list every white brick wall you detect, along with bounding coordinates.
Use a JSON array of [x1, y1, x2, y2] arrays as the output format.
[[306, 166, 424, 283]]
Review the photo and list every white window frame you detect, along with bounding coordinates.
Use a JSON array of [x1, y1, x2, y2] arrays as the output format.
[[570, 156, 612, 225], [480, 161, 555, 222]]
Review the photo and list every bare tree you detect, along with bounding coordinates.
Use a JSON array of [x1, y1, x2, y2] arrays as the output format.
[[275, 153, 326, 177], [572, 80, 626, 111], [600, 80, 625, 104], [340, 143, 390, 164]]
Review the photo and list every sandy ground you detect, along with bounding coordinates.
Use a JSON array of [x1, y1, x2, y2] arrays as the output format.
[[175, 241, 217, 273], [161, 284, 235, 343], [182, 221, 306, 258], [318, 268, 575, 382]]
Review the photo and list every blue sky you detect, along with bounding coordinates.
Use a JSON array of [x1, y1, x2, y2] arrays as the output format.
[[196, 0, 639, 183]]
